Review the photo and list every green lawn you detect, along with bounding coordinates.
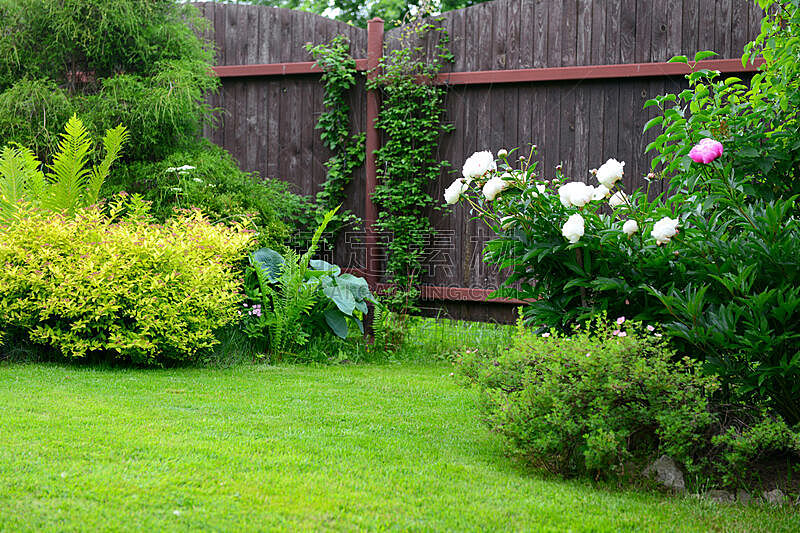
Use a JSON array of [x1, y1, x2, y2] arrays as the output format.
[[0, 362, 797, 532]]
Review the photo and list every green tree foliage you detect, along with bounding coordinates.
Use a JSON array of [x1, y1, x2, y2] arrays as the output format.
[[220, 0, 489, 27], [0, 0, 215, 160], [0, 0, 309, 248]]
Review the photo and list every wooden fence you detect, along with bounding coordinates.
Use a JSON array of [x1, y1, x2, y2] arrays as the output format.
[[194, 0, 763, 322]]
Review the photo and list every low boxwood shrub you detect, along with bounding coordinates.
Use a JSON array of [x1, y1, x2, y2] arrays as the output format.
[[0, 195, 253, 364]]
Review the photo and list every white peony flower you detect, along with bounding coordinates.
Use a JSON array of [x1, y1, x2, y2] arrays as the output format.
[[482, 175, 510, 201], [592, 184, 610, 201], [651, 217, 679, 245], [608, 190, 629, 208], [462, 150, 497, 179], [444, 178, 468, 204], [558, 181, 594, 208], [596, 158, 625, 187], [530, 183, 547, 197], [622, 219, 639, 236], [561, 213, 585, 243], [497, 148, 508, 158]]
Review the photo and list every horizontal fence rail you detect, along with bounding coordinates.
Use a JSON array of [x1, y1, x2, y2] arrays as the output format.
[[213, 58, 765, 83]]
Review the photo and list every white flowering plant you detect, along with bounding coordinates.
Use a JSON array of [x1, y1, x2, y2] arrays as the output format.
[[448, 39, 800, 422], [446, 146, 689, 329]]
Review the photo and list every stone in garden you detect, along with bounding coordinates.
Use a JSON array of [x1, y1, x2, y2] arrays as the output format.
[[763, 489, 787, 505], [736, 490, 752, 505], [642, 455, 685, 492], [704, 490, 735, 504]]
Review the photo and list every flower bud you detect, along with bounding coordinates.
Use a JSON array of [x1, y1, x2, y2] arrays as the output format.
[[498, 148, 508, 158]]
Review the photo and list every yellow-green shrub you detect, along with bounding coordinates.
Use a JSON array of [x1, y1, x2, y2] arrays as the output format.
[[0, 196, 253, 364]]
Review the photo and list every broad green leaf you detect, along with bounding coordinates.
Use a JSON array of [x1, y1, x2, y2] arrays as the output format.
[[324, 309, 349, 339], [250, 248, 285, 282], [323, 285, 356, 315]]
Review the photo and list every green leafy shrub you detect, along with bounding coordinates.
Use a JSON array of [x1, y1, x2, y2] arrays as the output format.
[[0, 1, 215, 161], [0, 114, 128, 222], [460, 318, 800, 488], [0, 0, 315, 253], [459, 318, 718, 476], [709, 412, 800, 488], [243, 208, 377, 359], [0, 196, 253, 364], [447, 1, 800, 423], [102, 142, 315, 249], [0, 79, 75, 159]]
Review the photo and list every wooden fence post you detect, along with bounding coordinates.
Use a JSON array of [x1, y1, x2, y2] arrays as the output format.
[[364, 17, 383, 292]]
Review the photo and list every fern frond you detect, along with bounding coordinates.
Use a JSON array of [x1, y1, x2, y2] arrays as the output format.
[[44, 114, 93, 214], [87, 124, 129, 205], [299, 206, 340, 271], [0, 144, 44, 222]]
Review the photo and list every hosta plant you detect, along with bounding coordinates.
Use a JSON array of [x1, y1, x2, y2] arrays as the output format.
[[243, 207, 377, 358]]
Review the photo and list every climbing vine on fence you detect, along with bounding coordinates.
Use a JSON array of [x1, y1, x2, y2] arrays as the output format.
[[367, 18, 453, 310], [306, 36, 365, 231]]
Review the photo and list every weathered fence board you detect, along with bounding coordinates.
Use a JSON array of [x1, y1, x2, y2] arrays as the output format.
[[193, 0, 762, 322]]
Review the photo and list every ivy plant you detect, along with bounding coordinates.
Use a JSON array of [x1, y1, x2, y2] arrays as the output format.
[[305, 36, 365, 236], [366, 17, 453, 310]]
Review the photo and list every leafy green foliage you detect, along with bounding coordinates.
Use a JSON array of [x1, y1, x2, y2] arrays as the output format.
[[102, 142, 314, 250], [0, 79, 75, 159], [243, 208, 377, 359], [0, 196, 253, 364], [0, 0, 256, 235], [0, 0, 213, 91], [305, 35, 365, 231], [710, 413, 800, 488], [460, 318, 800, 489], [456, 1, 800, 424], [367, 17, 453, 307], [459, 318, 718, 476], [0, 115, 128, 221], [222, 0, 491, 28]]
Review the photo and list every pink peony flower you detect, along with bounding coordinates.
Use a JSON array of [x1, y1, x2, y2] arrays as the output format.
[[612, 329, 620, 336], [646, 325, 655, 332], [616, 316, 626, 325], [617, 331, 627, 337], [689, 138, 724, 164], [541, 332, 551, 338]]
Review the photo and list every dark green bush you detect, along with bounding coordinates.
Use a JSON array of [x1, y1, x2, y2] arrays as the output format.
[[0, 1, 216, 160], [102, 142, 314, 249], [0, 79, 75, 159], [0, 0, 212, 90], [460, 318, 800, 488], [0, 0, 315, 249], [459, 319, 718, 476]]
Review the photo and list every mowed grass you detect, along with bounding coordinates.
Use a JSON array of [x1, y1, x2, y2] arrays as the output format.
[[0, 363, 798, 532]]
